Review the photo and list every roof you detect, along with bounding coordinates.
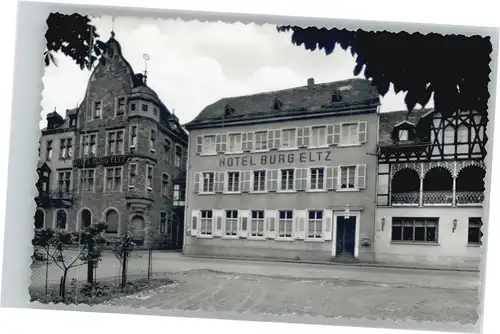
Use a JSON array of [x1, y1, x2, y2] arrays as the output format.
[[186, 78, 380, 128], [378, 108, 434, 146]]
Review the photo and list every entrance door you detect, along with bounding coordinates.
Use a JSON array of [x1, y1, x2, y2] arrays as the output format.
[[335, 216, 356, 256]]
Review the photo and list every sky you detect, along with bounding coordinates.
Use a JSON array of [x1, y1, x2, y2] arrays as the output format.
[[40, 16, 433, 128]]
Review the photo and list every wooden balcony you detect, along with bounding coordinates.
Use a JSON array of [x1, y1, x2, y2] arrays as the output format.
[[391, 190, 482, 206]]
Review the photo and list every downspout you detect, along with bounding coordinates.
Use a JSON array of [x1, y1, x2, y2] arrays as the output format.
[[372, 103, 381, 264]]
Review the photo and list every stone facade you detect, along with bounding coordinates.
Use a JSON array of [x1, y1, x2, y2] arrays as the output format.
[[35, 33, 188, 249]]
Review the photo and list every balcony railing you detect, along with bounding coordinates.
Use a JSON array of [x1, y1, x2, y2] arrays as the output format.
[[36, 188, 75, 208], [391, 190, 482, 206], [456, 191, 485, 205]]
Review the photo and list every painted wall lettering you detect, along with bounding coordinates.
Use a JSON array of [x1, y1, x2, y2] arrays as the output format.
[[219, 150, 333, 167]]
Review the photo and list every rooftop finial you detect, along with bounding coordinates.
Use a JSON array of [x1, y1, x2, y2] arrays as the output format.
[[53, 106, 56, 113], [143, 53, 150, 85], [111, 17, 115, 38]]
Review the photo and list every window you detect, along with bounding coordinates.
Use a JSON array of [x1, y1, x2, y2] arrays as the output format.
[[105, 167, 122, 191], [69, 118, 76, 127], [391, 218, 438, 242], [444, 127, 455, 144], [80, 209, 92, 229], [130, 102, 137, 111], [59, 138, 73, 159], [116, 97, 126, 115], [150, 130, 156, 152], [55, 210, 67, 230], [175, 145, 182, 167], [278, 210, 293, 238], [146, 166, 153, 191], [34, 209, 44, 229], [106, 130, 124, 155], [45, 140, 53, 161], [57, 171, 71, 192], [340, 123, 358, 145], [254, 131, 268, 150], [281, 129, 296, 149], [82, 134, 97, 157], [202, 172, 214, 193], [251, 210, 265, 237], [225, 210, 238, 236], [340, 166, 356, 189], [228, 133, 242, 153], [468, 217, 483, 244], [308, 210, 323, 239], [93, 101, 102, 119], [142, 103, 148, 112], [153, 107, 158, 116], [457, 125, 469, 143], [128, 163, 137, 189], [310, 168, 325, 190], [130, 125, 137, 149], [311, 126, 327, 147], [253, 170, 266, 192], [200, 210, 213, 235], [164, 140, 171, 162], [160, 212, 168, 234], [227, 172, 240, 192], [173, 184, 185, 206], [202, 135, 216, 154], [280, 169, 294, 191], [79, 169, 95, 191], [399, 129, 409, 141], [161, 174, 170, 197]]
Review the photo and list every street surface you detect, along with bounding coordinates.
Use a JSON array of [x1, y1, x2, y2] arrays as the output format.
[[31, 251, 480, 324]]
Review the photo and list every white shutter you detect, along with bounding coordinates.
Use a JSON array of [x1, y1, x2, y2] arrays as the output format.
[[358, 121, 367, 144], [239, 210, 250, 238], [323, 210, 333, 241], [214, 210, 223, 237], [196, 136, 203, 154], [267, 169, 278, 192], [268, 130, 275, 150], [326, 125, 335, 145], [215, 134, 222, 152], [194, 172, 200, 193], [266, 210, 277, 239], [215, 171, 225, 192], [333, 124, 341, 145], [294, 210, 306, 240], [357, 164, 367, 189], [242, 170, 251, 192], [274, 129, 281, 148], [326, 167, 335, 190], [303, 126, 311, 147], [334, 166, 340, 189], [220, 134, 227, 152], [294, 168, 303, 190], [242, 133, 248, 151], [190, 210, 200, 237], [297, 128, 304, 147], [246, 132, 254, 151]]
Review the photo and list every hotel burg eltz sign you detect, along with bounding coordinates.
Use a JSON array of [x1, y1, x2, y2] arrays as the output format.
[[219, 150, 333, 168], [73, 155, 129, 168]]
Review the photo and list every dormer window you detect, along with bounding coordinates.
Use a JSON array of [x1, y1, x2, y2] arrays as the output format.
[[331, 90, 342, 102], [273, 98, 283, 110], [224, 104, 235, 117], [399, 129, 409, 141]]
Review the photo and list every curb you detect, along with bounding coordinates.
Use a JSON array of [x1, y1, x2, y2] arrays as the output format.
[[181, 254, 480, 273]]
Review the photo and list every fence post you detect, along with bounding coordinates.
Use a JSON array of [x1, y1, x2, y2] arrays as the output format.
[[44, 251, 49, 301], [147, 248, 152, 281]]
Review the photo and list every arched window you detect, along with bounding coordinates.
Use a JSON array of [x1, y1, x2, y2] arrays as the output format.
[[34, 209, 44, 229], [423, 167, 453, 204], [456, 165, 486, 204], [391, 168, 420, 205], [81, 209, 92, 230], [105, 209, 119, 233], [55, 209, 67, 230], [161, 173, 170, 197]]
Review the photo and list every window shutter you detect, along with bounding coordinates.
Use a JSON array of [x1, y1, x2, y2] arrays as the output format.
[[215, 134, 221, 152], [191, 210, 199, 237], [268, 130, 275, 150], [274, 129, 281, 148], [294, 210, 306, 240], [239, 210, 250, 238], [333, 124, 341, 145], [356, 164, 367, 189], [323, 210, 333, 241], [215, 172, 225, 192], [266, 210, 277, 239], [294, 168, 303, 190], [302, 168, 309, 190], [194, 172, 200, 193], [271, 169, 279, 191], [242, 170, 251, 192], [358, 121, 367, 144], [214, 210, 223, 237], [326, 167, 334, 190], [196, 136, 203, 154], [297, 127, 304, 147], [242, 133, 248, 151], [326, 125, 335, 145], [302, 126, 311, 147], [220, 134, 227, 152], [246, 132, 254, 151], [266, 170, 273, 192]]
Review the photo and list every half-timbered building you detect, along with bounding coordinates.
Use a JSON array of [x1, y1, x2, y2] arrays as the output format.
[[375, 108, 487, 269], [183, 78, 380, 262]]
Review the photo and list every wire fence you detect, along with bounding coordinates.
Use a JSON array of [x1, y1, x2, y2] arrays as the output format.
[[30, 247, 156, 304]]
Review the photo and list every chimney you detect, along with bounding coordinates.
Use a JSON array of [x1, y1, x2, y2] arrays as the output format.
[[307, 78, 315, 88]]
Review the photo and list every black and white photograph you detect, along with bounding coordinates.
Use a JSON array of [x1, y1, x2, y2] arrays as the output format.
[[1, 2, 497, 334]]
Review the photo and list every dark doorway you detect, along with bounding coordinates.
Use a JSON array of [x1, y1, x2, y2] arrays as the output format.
[[336, 216, 356, 256]]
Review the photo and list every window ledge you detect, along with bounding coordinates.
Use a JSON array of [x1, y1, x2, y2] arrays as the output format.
[[252, 149, 268, 153], [304, 238, 325, 243], [200, 152, 217, 156], [337, 143, 362, 148], [390, 241, 440, 246], [225, 151, 243, 155], [249, 191, 268, 194], [307, 145, 329, 150], [223, 191, 242, 195], [392, 204, 419, 206], [277, 147, 298, 151], [198, 192, 216, 195], [467, 243, 482, 248], [336, 188, 360, 192], [307, 189, 327, 193], [277, 190, 297, 194]]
